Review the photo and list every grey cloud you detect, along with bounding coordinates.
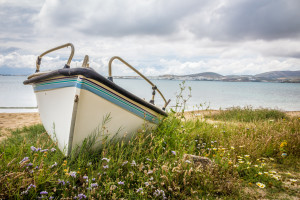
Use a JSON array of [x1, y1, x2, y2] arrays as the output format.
[[188, 0, 300, 41], [37, 0, 204, 37], [0, 5, 39, 40]]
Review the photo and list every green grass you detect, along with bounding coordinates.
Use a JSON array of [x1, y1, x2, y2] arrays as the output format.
[[0, 109, 299, 199], [207, 106, 287, 122]]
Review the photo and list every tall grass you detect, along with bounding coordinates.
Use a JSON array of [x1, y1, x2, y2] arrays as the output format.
[[0, 109, 299, 199], [208, 106, 287, 122]]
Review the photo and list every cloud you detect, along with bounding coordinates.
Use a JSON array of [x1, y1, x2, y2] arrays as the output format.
[[0, 0, 299, 76], [185, 0, 300, 41]]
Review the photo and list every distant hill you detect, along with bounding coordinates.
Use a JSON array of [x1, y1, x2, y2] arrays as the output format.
[[255, 71, 300, 79], [182, 72, 223, 78], [156, 70, 300, 82]]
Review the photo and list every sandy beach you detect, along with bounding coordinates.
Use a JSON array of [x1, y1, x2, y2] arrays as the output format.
[[0, 112, 41, 141]]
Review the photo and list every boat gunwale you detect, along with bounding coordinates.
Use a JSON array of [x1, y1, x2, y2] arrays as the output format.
[[24, 68, 168, 117]]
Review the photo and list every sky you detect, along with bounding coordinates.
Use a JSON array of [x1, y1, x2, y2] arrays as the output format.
[[0, 0, 300, 76]]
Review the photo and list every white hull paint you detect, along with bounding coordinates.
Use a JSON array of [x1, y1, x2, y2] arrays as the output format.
[[34, 76, 158, 155]]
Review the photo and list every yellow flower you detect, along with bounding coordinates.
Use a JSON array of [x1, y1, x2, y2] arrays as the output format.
[[258, 172, 262, 175], [64, 169, 68, 172], [244, 155, 250, 158], [280, 141, 287, 148], [231, 146, 235, 150], [256, 182, 265, 188]]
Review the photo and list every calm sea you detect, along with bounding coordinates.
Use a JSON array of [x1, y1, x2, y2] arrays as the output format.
[[1, 76, 300, 113]]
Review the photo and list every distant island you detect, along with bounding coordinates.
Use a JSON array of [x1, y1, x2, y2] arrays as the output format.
[[114, 70, 300, 83]]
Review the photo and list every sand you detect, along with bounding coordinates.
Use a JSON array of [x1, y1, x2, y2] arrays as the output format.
[[0, 112, 41, 142]]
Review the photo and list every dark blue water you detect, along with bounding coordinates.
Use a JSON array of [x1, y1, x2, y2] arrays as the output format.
[[1, 76, 299, 112]]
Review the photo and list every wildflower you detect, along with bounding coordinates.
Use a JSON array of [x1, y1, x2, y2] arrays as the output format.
[[118, 181, 125, 185], [280, 141, 287, 148], [185, 160, 191, 164], [69, 171, 76, 178], [131, 160, 136, 166], [212, 148, 217, 151], [40, 191, 48, 195], [77, 193, 87, 199], [122, 161, 128, 166], [238, 160, 244, 164], [146, 158, 151, 161], [41, 149, 48, 152], [83, 175, 88, 180], [256, 182, 265, 188], [136, 188, 143, 193], [50, 148, 56, 152], [147, 170, 153, 174], [230, 146, 235, 150], [103, 165, 109, 169], [153, 189, 166, 198], [144, 182, 149, 186], [149, 177, 154, 181], [258, 172, 262, 175], [171, 151, 176, 155], [31, 146, 37, 152], [26, 163, 33, 167], [51, 162, 57, 168], [244, 155, 250, 158], [19, 157, 29, 164], [290, 179, 297, 183], [92, 178, 95, 182], [49, 196, 54, 200], [102, 158, 110, 162], [91, 183, 98, 188], [254, 165, 258, 167], [58, 179, 65, 185]]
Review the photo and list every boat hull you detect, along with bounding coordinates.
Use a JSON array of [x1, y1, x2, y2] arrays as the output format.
[[32, 75, 161, 155]]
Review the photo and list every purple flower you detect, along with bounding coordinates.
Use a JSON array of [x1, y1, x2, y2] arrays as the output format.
[[122, 161, 128, 166], [26, 163, 33, 167], [131, 160, 136, 166], [19, 157, 29, 164], [49, 196, 54, 199], [40, 191, 48, 195], [144, 182, 149, 186], [136, 188, 143, 193], [91, 183, 98, 188], [77, 193, 87, 199], [171, 151, 176, 155], [50, 162, 57, 168], [69, 171, 76, 178], [92, 178, 95, 182], [50, 148, 56, 152], [103, 165, 109, 169], [31, 146, 37, 152], [118, 181, 124, 185], [40, 149, 48, 153], [83, 175, 88, 180], [58, 179, 65, 185], [102, 158, 110, 162]]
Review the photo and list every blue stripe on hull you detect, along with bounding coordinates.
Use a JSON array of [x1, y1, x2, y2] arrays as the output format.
[[33, 77, 159, 123]]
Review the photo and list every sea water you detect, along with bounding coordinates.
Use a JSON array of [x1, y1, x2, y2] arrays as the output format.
[[0, 76, 300, 113]]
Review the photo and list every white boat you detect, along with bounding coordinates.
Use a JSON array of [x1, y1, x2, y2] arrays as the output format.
[[24, 43, 170, 155]]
